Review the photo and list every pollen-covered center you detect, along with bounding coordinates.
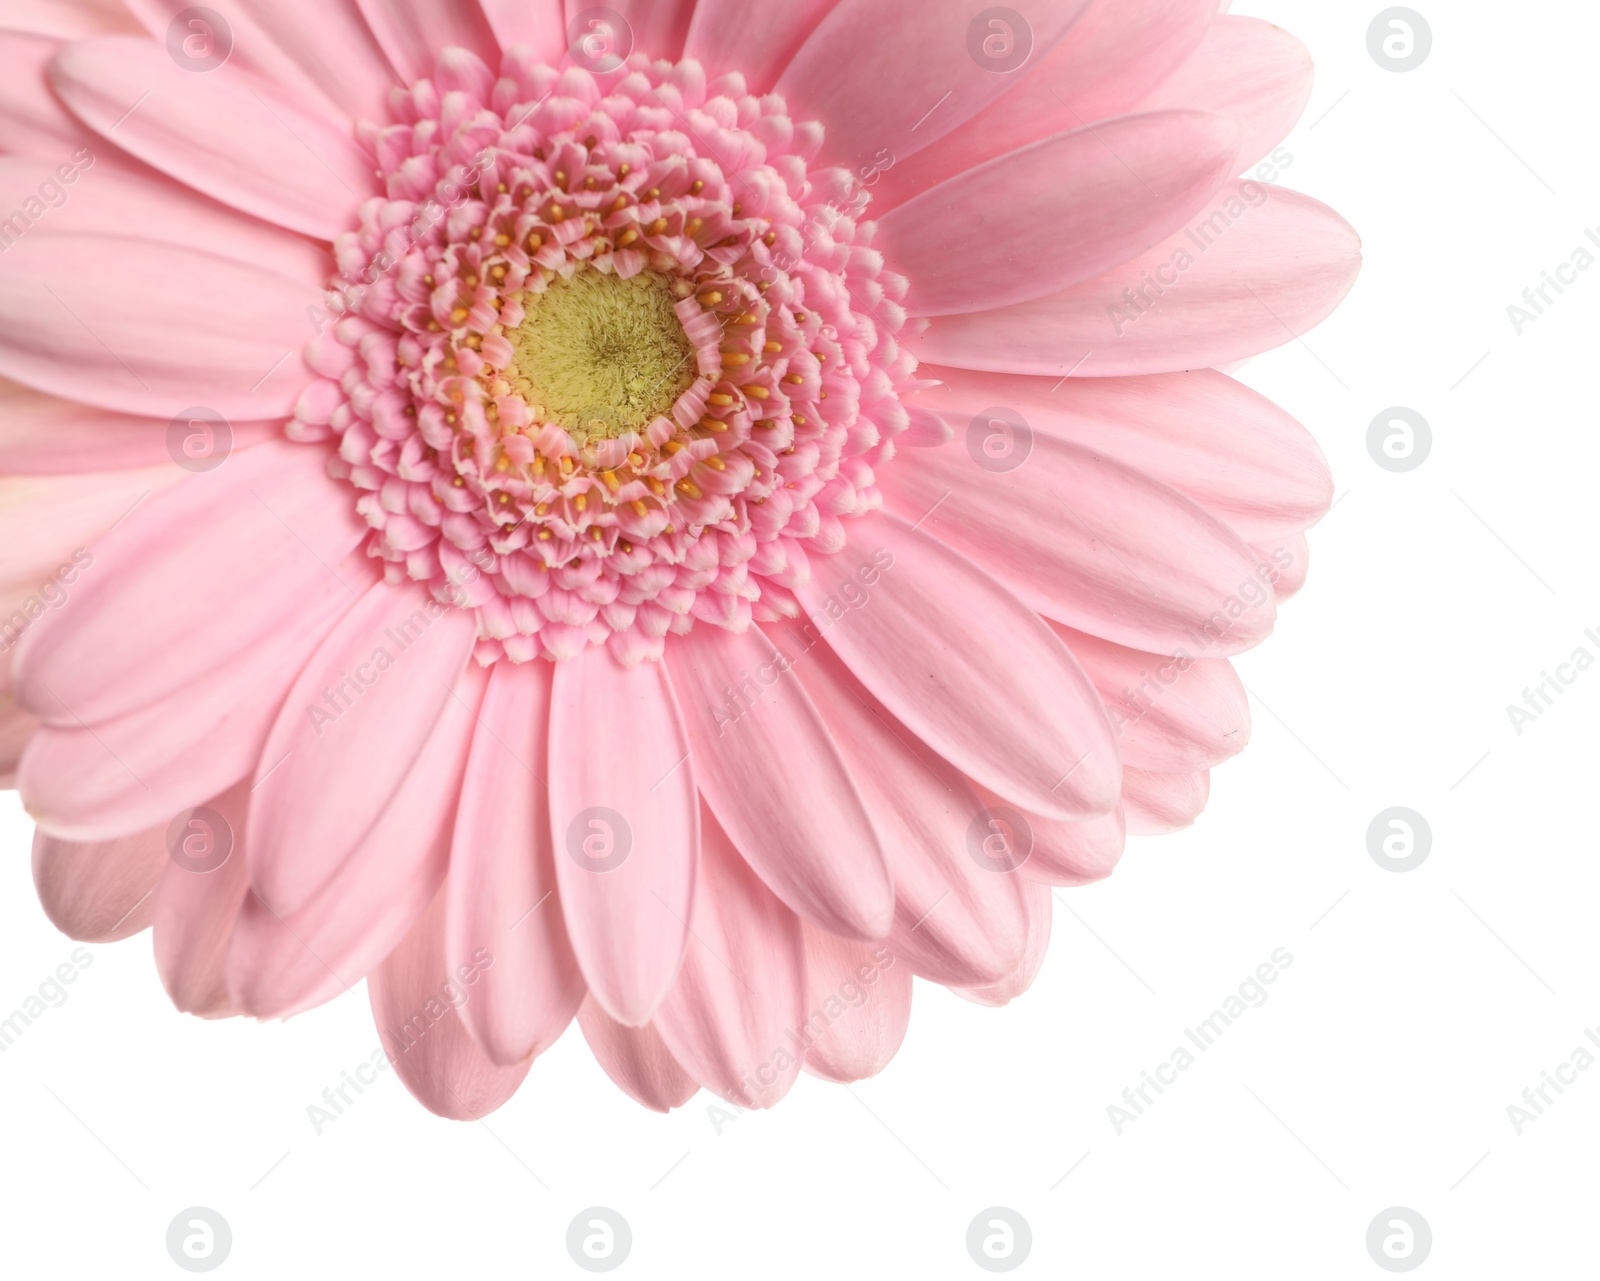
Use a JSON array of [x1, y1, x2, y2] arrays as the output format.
[[509, 269, 696, 445], [303, 53, 916, 665]]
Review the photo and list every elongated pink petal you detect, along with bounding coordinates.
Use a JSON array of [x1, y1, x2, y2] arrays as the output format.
[[911, 366, 1333, 542], [577, 996, 698, 1112], [798, 927, 911, 1083], [370, 885, 532, 1120], [0, 234, 318, 418], [248, 578, 478, 918], [0, 376, 278, 475], [0, 694, 37, 789], [783, 636, 1028, 986], [880, 111, 1238, 317], [653, 807, 807, 1108], [873, 0, 1217, 209], [0, 465, 182, 590], [356, 0, 499, 84], [549, 646, 697, 1026], [1138, 16, 1313, 174], [1018, 804, 1125, 886], [880, 428, 1278, 658], [13, 442, 368, 725], [52, 37, 378, 240], [684, 0, 842, 93], [914, 183, 1362, 376], [955, 879, 1052, 1007], [152, 781, 252, 1018], [1054, 624, 1250, 772], [1256, 532, 1310, 600], [228, 661, 486, 1018], [777, 0, 1090, 170], [447, 660, 584, 1065], [665, 623, 893, 940], [5, 0, 141, 39], [479, 0, 567, 63], [0, 32, 107, 158], [795, 511, 1119, 819], [32, 822, 167, 942], [1122, 767, 1210, 834], [123, 0, 398, 126]]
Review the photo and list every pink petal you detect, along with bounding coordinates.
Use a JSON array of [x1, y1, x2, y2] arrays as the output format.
[[549, 646, 697, 1026], [447, 660, 585, 1065], [567, 0, 697, 61], [0, 694, 37, 789], [123, 0, 399, 127], [227, 661, 487, 1018], [151, 781, 252, 1018], [4, 0, 141, 39], [684, 0, 842, 93], [1256, 532, 1310, 600], [13, 442, 368, 726], [479, 0, 567, 63], [1122, 766, 1210, 834], [369, 885, 532, 1120], [955, 879, 1052, 1007], [798, 926, 911, 1083], [664, 623, 894, 940], [355, 0, 499, 84], [795, 511, 1120, 819], [0, 465, 182, 590], [1017, 804, 1125, 886], [577, 996, 698, 1112], [0, 376, 279, 476], [911, 366, 1333, 542], [0, 233, 319, 418], [914, 183, 1362, 376], [873, 0, 1218, 209], [880, 111, 1239, 317], [777, 0, 1091, 170], [247, 578, 479, 918], [879, 422, 1278, 657], [652, 807, 807, 1108], [52, 37, 379, 240], [0, 31, 108, 158], [32, 822, 167, 942], [783, 636, 1029, 986], [1054, 624, 1250, 772], [1138, 16, 1313, 174]]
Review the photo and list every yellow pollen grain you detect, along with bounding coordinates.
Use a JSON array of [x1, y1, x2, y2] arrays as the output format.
[[631, 500, 648, 516], [705, 456, 726, 471], [742, 384, 770, 399], [764, 341, 782, 353], [677, 480, 701, 498], [690, 180, 704, 194], [617, 229, 639, 248]]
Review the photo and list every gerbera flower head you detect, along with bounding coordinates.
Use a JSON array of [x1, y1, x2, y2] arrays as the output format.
[[0, 0, 1357, 1119]]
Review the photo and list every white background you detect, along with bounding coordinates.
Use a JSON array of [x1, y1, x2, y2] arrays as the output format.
[[3, 1, 1596, 1276]]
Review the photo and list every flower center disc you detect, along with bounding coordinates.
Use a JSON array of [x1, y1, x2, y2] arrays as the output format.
[[510, 269, 696, 446]]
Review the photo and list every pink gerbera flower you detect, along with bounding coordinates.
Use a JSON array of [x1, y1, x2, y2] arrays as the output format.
[[0, 0, 1357, 1118]]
